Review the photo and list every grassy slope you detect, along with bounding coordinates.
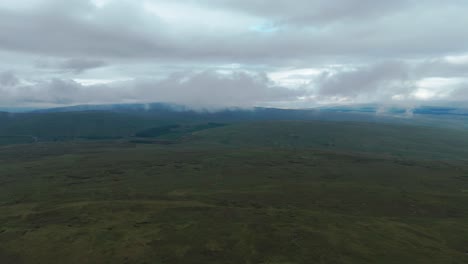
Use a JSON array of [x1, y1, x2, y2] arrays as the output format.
[[193, 121, 468, 160], [1, 108, 466, 144], [0, 121, 468, 263], [0, 112, 175, 142], [0, 111, 226, 144]]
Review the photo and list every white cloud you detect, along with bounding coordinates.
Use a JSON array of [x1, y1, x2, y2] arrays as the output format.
[[444, 54, 468, 64], [91, 0, 111, 8], [269, 68, 322, 88], [73, 78, 130, 86], [412, 77, 465, 100]]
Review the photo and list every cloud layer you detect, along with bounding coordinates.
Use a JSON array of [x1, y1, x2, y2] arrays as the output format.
[[1, 0, 468, 108], [0, 70, 305, 108]]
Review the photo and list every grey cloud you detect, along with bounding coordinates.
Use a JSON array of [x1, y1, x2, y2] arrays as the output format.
[[3, 79, 85, 105], [0, 0, 167, 58], [0, 71, 19, 87], [449, 84, 468, 100], [36, 58, 108, 74], [192, 0, 408, 25], [1, 0, 468, 63], [414, 59, 468, 78], [0, 70, 304, 108], [316, 62, 413, 99], [131, 71, 304, 107], [60, 59, 107, 74], [312, 59, 468, 104], [1, 0, 468, 108], [0, 77, 132, 106]]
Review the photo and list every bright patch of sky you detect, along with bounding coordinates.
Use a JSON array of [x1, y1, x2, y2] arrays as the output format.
[[91, 0, 111, 8], [413, 77, 465, 100], [444, 53, 468, 64], [249, 22, 279, 33], [74, 78, 131, 86], [143, 1, 260, 33], [269, 68, 322, 88]]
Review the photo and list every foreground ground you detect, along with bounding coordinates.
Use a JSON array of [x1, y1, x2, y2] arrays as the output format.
[[1, 122, 468, 263]]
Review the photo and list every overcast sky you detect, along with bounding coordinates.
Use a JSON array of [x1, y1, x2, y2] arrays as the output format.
[[1, 0, 468, 108]]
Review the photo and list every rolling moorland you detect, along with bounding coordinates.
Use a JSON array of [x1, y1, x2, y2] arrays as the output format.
[[1, 105, 468, 263]]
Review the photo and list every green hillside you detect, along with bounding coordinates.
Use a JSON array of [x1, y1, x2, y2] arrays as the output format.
[[0, 112, 160, 140], [193, 121, 468, 160], [1, 139, 468, 263], [1, 117, 468, 263]]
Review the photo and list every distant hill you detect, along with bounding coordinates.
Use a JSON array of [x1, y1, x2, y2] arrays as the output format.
[[0, 103, 466, 153], [0, 105, 415, 143], [28, 102, 468, 124], [320, 104, 468, 117], [32, 102, 468, 116], [33, 102, 183, 113]]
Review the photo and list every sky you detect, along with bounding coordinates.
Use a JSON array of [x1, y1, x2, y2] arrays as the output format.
[[1, 0, 468, 109]]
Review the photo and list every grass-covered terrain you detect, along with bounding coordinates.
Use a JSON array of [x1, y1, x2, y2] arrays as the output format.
[[194, 121, 468, 160], [1, 119, 468, 263], [1, 107, 466, 145]]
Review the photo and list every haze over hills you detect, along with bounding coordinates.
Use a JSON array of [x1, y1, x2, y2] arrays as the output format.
[[0, 103, 467, 160], [25, 102, 468, 117], [1, 103, 466, 139]]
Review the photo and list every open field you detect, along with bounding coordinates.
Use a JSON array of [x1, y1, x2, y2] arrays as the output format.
[[1, 120, 468, 263], [193, 121, 468, 160]]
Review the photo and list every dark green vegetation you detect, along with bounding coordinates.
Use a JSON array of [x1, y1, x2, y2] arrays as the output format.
[[135, 123, 226, 139], [2, 106, 466, 145], [1, 114, 468, 263], [194, 121, 468, 160]]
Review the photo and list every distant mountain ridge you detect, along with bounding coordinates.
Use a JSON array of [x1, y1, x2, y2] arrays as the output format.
[[32, 102, 183, 113], [27, 102, 468, 117], [320, 104, 468, 117], [0, 102, 466, 147]]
